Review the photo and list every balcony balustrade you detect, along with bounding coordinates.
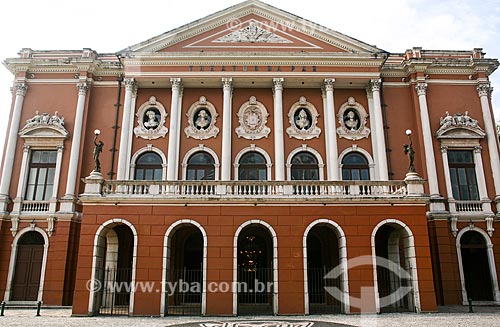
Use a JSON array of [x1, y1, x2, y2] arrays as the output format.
[[81, 174, 427, 204]]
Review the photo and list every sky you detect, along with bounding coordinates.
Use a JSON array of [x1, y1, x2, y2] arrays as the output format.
[[0, 0, 499, 163]]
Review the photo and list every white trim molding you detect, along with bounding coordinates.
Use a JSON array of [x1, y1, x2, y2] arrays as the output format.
[[233, 145, 273, 181], [161, 219, 208, 316], [303, 219, 349, 314], [4, 226, 49, 303], [130, 145, 167, 180], [286, 145, 325, 181], [371, 219, 421, 313], [181, 145, 220, 180], [455, 226, 500, 304], [88, 218, 138, 316], [233, 219, 278, 315]]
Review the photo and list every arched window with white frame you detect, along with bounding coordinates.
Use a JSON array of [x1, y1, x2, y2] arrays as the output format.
[[130, 146, 167, 181]]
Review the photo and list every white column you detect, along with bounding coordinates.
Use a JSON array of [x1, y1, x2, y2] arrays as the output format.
[[440, 145, 456, 212], [175, 87, 183, 179], [370, 79, 388, 181], [125, 85, 138, 180], [415, 82, 440, 197], [323, 78, 340, 180], [49, 145, 64, 212], [15, 145, 31, 200], [273, 78, 285, 181], [63, 82, 88, 199], [166, 78, 182, 181], [366, 87, 380, 180], [0, 82, 28, 211], [116, 78, 135, 180], [473, 146, 491, 209], [221, 78, 233, 181], [477, 83, 500, 206], [11, 145, 31, 214]]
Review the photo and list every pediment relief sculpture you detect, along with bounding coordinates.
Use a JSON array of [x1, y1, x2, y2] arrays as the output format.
[[435, 111, 485, 139], [235, 96, 271, 140], [337, 97, 370, 140], [19, 111, 69, 138], [184, 96, 219, 140], [286, 96, 321, 140], [213, 21, 292, 44], [133, 96, 168, 140]]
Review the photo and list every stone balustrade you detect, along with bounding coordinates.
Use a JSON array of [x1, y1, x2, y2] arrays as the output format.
[[81, 173, 427, 203]]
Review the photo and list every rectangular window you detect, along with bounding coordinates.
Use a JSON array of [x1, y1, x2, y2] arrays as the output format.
[[448, 150, 479, 200], [25, 150, 57, 201]]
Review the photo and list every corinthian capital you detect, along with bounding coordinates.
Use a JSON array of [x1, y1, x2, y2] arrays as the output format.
[[415, 82, 428, 96], [324, 78, 335, 92], [15, 83, 28, 96], [477, 83, 490, 97], [124, 78, 136, 91], [221, 77, 233, 91], [77, 82, 88, 96], [170, 78, 182, 91], [369, 79, 382, 92], [273, 78, 284, 91]]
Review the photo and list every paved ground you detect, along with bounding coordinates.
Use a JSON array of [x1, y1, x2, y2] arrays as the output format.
[[1, 306, 500, 327]]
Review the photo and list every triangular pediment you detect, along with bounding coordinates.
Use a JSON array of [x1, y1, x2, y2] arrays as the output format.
[[121, 0, 383, 54]]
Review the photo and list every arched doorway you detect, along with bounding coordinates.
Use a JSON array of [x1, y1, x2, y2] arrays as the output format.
[[373, 222, 418, 313], [236, 224, 275, 315], [305, 224, 343, 314], [10, 231, 45, 301], [459, 230, 494, 301], [89, 220, 136, 316], [166, 225, 203, 315]]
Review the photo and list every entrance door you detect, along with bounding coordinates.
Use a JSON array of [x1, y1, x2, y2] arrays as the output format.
[[306, 225, 342, 314], [461, 231, 494, 301], [11, 231, 44, 301], [237, 225, 273, 315]]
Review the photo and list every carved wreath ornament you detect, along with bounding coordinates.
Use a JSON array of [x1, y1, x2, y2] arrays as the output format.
[[235, 96, 271, 140]]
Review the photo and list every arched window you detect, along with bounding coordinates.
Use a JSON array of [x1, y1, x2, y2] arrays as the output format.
[[342, 152, 369, 180], [187, 152, 215, 180], [134, 152, 163, 180], [291, 152, 319, 180], [238, 152, 267, 180]]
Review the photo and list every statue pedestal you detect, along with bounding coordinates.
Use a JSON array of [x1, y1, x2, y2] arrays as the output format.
[[82, 171, 105, 196], [404, 172, 425, 196]]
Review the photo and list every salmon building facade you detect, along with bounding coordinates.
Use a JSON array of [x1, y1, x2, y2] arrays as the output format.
[[0, 0, 499, 316]]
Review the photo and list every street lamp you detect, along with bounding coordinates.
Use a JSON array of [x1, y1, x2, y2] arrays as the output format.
[[93, 129, 104, 173], [404, 129, 416, 173]]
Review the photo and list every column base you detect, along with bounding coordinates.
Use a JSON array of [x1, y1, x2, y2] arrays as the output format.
[[429, 195, 447, 213], [59, 195, 77, 213], [0, 194, 11, 214]]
